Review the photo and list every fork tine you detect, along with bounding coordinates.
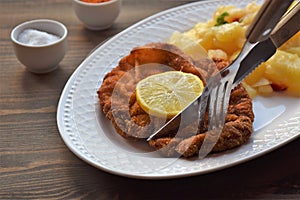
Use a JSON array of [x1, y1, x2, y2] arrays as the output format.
[[198, 79, 234, 158], [196, 88, 209, 134], [198, 85, 220, 158], [222, 81, 233, 119], [215, 81, 229, 128]]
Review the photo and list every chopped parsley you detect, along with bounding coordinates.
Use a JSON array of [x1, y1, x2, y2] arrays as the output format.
[[215, 12, 229, 26]]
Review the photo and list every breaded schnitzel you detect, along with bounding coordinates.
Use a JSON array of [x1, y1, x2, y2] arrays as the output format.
[[97, 43, 254, 157]]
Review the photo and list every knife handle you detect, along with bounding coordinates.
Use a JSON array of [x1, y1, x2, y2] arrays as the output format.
[[270, 1, 300, 48], [246, 0, 294, 43]]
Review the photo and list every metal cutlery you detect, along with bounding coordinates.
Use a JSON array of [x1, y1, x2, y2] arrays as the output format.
[[148, 0, 299, 158]]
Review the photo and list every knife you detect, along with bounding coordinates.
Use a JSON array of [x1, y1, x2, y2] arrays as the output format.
[[234, 1, 300, 86], [147, 1, 300, 141]]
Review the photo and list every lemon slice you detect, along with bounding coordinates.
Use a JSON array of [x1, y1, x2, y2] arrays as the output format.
[[136, 71, 204, 118]]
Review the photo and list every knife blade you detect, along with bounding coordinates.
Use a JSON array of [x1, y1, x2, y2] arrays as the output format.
[[234, 1, 300, 86]]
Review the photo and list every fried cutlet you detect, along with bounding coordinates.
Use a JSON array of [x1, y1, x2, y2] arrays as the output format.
[[97, 43, 254, 157]]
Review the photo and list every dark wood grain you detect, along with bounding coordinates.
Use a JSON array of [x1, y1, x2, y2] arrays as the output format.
[[0, 0, 299, 199]]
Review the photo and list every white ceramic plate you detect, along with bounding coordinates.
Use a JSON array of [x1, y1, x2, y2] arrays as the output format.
[[57, 0, 300, 179]]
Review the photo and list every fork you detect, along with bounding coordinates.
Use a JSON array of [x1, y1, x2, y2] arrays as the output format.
[[197, 0, 296, 158]]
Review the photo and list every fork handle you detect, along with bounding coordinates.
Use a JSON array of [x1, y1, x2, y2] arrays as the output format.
[[246, 0, 294, 43], [270, 1, 300, 48]]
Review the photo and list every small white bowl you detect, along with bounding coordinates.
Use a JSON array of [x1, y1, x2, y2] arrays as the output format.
[[72, 0, 121, 30], [11, 19, 68, 74]]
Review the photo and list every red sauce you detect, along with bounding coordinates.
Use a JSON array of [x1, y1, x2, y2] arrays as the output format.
[[80, 0, 111, 3], [271, 83, 288, 91]]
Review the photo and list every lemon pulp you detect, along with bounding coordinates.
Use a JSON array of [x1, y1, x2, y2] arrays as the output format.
[[136, 71, 204, 118]]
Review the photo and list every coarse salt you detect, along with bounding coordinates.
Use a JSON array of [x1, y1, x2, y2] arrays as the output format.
[[17, 28, 60, 46]]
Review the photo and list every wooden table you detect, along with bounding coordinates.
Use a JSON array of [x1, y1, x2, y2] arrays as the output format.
[[1, 0, 299, 199]]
